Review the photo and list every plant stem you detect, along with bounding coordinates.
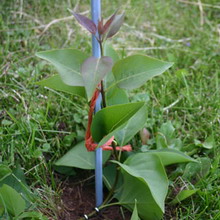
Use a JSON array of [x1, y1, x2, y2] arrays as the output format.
[[102, 141, 121, 204], [99, 40, 106, 108], [99, 39, 103, 57], [111, 140, 118, 161], [77, 202, 120, 220], [103, 164, 120, 204], [101, 80, 106, 108]]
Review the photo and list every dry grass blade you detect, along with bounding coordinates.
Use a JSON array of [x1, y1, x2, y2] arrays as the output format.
[[198, 0, 204, 26], [178, 0, 220, 9], [12, 11, 43, 25], [40, 15, 73, 36], [40, 10, 89, 36]]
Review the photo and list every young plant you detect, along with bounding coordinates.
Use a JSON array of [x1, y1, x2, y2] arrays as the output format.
[[36, 9, 195, 220], [0, 164, 47, 220]]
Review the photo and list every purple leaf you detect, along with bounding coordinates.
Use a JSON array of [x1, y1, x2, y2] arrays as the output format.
[[81, 56, 113, 100], [72, 11, 97, 34], [106, 13, 124, 38], [102, 11, 117, 35], [98, 19, 104, 35]]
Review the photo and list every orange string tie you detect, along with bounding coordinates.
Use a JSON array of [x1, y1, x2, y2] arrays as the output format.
[[85, 88, 132, 152]]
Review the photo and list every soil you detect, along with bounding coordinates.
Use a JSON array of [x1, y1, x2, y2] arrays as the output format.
[[56, 171, 176, 220], [58, 171, 131, 220]]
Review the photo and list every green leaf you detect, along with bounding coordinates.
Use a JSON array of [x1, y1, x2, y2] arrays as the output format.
[[15, 211, 48, 220], [103, 43, 129, 106], [156, 121, 182, 150], [36, 49, 88, 86], [0, 204, 4, 217], [131, 201, 140, 220], [106, 86, 129, 106], [0, 184, 25, 217], [54, 166, 76, 176], [114, 104, 147, 146], [97, 123, 126, 147], [0, 165, 34, 205], [202, 135, 215, 149], [182, 157, 211, 181], [112, 55, 173, 90], [36, 74, 86, 98], [91, 102, 145, 142], [55, 141, 111, 170], [170, 189, 199, 205], [156, 121, 175, 149], [194, 135, 215, 149], [0, 165, 12, 182], [103, 164, 123, 193], [103, 43, 120, 64], [142, 149, 196, 166], [113, 154, 169, 220], [81, 56, 113, 100]]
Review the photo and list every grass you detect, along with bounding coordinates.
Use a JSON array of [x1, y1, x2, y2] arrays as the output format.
[[0, 0, 220, 219]]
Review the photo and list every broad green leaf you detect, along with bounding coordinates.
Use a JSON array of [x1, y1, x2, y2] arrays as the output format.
[[36, 74, 86, 98], [97, 123, 126, 147], [97, 102, 146, 147], [112, 55, 173, 90], [170, 189, 199, 205], [0, 184, 25, 217], [91, 102, 145, 142], [103, 43, 129, 106], [0, 165, 34, 205], [0, 165, 11, 182], [0, 164, 28, 190], [103, 164, 123, 193], [131, 201, 140, 220], [81, 56, 113, 100], [142, 149, 196, 166], [103, 43, 120, 64], [55, 141, 111, 170], [114, 154, 168, 220], [54, 166, 76, 176], [114, 104, 147, 146], [36, 49, 87, 86], [0, 204, 4, 217], [103, 43, 119, 89], [16, 211, 48, 220], [106, 86, 129, 106]]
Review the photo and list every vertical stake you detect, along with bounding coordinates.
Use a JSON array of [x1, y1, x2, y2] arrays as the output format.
[[91, 0, 103, 207]]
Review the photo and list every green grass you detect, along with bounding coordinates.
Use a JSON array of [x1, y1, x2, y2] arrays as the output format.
[[0, 0, 220, 219]]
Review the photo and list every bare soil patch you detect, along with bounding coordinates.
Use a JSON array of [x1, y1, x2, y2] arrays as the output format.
[[58, 171, 131, 220]]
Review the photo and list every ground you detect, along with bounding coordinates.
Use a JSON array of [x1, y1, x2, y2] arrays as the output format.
[[0, 0, 220, 219], [59, 172, 131, 220]]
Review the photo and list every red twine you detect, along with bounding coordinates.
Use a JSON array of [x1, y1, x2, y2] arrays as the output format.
[[85, 88, 132, 152]]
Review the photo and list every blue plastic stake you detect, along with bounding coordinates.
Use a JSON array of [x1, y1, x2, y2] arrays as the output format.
[[91, 0, 103, 207]]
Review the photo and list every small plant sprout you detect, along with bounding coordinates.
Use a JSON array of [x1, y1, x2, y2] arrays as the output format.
[[36, 2, 196, 220]]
